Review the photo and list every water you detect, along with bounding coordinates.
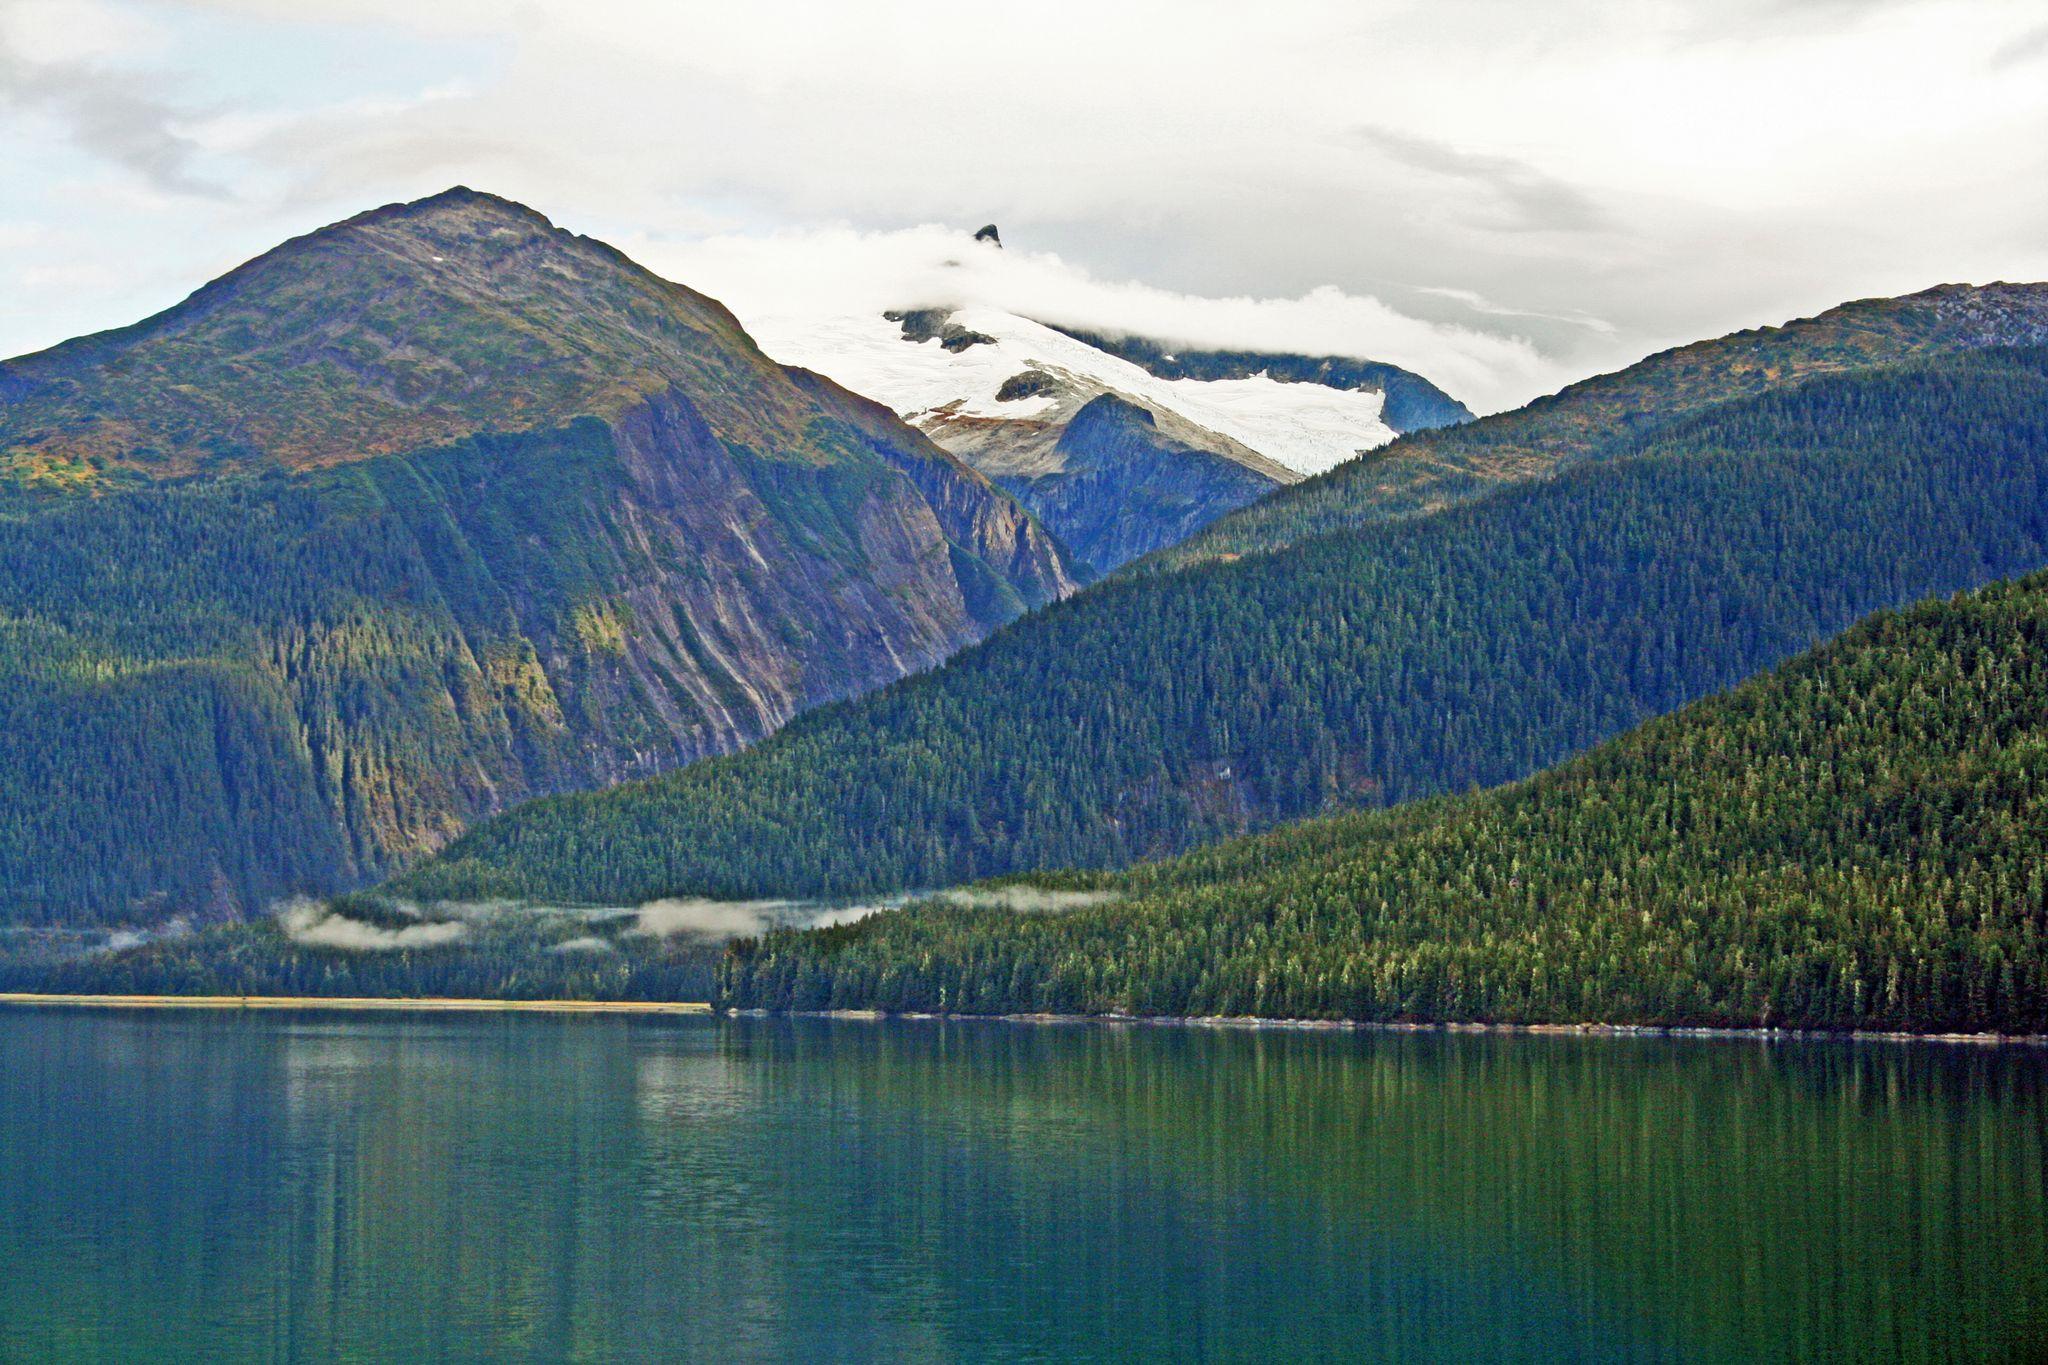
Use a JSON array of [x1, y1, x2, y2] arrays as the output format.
[[0, 1010, 2042, 1362]]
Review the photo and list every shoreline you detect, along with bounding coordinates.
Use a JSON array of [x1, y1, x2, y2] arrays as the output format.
[[733, 1007, 2048, 1046], [3, 993, 2040, 1043], [0, 993, 710, 1016]]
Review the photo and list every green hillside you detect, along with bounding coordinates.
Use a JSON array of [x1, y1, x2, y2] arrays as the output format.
[[1146, 282, 2048, 572], [2, 188, 785, 484], [721, 569, 2048, 1034], [394, 339, 2048, 907], [0, 190, 1070, 924]]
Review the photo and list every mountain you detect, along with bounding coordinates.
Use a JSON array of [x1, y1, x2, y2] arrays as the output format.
[[719, 568, 2048, 1034], [1150, 281, 2048, 573], [1044, 324, 1471, 433], [969, 393, 1285, 577], [737, 230, 1470, 575], [0, 188, 1071, 924], [390, 305, 2048, 909]]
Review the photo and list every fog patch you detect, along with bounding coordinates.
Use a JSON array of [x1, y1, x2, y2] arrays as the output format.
[[938, 887, 1117, 914], [549, 935, 615, 955], [99, 917, 192, 955], [630, 897, 799, 940], [278, 898, 470, 952], [263, 887, 1070, 953], [807, 900, 899, 929], [633, 224, 1566, 414]]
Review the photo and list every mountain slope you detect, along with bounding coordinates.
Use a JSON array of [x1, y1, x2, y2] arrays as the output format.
[[721, 569, 2048, 1035], [981, 394, 1285, 577], [1149, 281, 2048, 573], [736, 235, 1473, 573], [392, 337, 2048, 908], [0, 189, 1071, 924]]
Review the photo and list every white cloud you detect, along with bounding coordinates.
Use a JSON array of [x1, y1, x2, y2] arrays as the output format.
[[3, 0, 2045, 393], [632, 224, 1562, 412], [278, 897, 469, 951], [938, 887, 1117, 914], [549, 934, 615, 954], [629, 897, 797, 940], [0, 0, 162, 65]]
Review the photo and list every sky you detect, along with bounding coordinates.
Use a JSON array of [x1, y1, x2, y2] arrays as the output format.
[[2, 0, 2045, 411]]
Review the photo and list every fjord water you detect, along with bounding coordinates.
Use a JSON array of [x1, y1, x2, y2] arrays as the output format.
[[0, 1011, 2041, 1362]]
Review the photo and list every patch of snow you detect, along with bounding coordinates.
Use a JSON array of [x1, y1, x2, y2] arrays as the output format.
[[744, 305, 1396, 476]]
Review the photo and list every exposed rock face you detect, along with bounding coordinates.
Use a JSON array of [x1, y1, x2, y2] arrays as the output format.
[[996, 370, 1057, 402], [0, 189, 1074, 923], [883, 308, 997, 353], [561, 382, 1069, 773], [996, 394, 1283, 576], [974, 224, 1002, 247]]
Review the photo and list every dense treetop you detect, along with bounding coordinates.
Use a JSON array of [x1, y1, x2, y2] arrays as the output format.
[[395, 344, 2048, 908], [721, 569, 2048, 1034], [1146, 282, 2048, 571]]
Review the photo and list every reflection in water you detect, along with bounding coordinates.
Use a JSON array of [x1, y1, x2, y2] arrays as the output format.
[[0, 1011, 2041, 1361]]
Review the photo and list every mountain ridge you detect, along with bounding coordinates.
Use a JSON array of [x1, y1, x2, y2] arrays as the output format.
[[0, 188, 1073, 923], [1145, 279, 2048, 572], [731, 236, 1478, 575], [387, 317, 2048, 908], [720, 567, 2048, 1034]]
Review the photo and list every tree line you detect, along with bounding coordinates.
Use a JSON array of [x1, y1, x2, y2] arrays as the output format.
[[403, 346, 2048, 915], [720, 570, 2048, 1034]]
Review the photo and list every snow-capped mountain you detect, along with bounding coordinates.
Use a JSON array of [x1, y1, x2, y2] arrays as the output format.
[[758, 303, 1432, 477], [740, 240, 1472, 575]]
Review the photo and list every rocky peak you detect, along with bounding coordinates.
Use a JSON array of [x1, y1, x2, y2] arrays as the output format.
[[0, 186, 764, 479], [883, 307, 996, 352]]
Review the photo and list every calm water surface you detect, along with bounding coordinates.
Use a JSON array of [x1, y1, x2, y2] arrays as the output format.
[[0, 1009, 2042, 1362]]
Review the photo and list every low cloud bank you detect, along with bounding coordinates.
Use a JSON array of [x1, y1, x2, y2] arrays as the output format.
[[277, 898, 470, 952], [263, 885, 1109, 954], [99, 917, 192, 954], [631, 225, 1571, 414], [548, 935, 615, 955], [263, 893, 859, 953], [630, 897, 797, 940]]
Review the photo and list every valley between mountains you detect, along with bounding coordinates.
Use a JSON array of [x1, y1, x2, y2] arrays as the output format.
[[6, 188, 2047, 1035]]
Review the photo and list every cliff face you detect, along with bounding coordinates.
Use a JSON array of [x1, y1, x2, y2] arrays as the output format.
[[995, 395, 1282, 576], [0, 190, 1072, 924]]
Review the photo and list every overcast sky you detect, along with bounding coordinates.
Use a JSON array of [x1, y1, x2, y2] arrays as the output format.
[[3, 0, 2045, 410]]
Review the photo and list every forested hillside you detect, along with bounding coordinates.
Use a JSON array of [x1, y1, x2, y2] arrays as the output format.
[[0, 907, 725, 1003], [395, 342, 2048, 907], [721, 570, 2048, 1034], [0, 189, 1070, 924], [1146, 281, 2048, 571]]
